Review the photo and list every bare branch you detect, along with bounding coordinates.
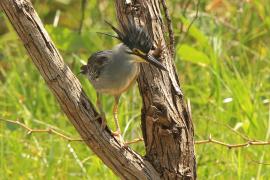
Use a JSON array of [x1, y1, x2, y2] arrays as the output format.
[[223, 124, 250, 141], [183, 0, 193, 17], [0, 1, 161, 178], [0, 118, 83, 141], [195, 134, 270, 149], [3, 117, 270, 149], [179, 0, 200, 45], [185, 0, 200, 36], [1, 117, 143, 145], [179, 0, 192, 34]]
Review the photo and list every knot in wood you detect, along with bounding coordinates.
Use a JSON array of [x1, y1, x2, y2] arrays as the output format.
[[123, 0, 143, 18], [148, 103, 169, 126], [14, 0, 33, 13]]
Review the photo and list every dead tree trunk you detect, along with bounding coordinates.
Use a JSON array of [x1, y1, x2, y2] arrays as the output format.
[[0, 0, 196, 179], [115, 1, 196, 179]]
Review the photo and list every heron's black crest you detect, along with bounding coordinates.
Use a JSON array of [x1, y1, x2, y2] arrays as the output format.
[[104, 20, 153, 54]]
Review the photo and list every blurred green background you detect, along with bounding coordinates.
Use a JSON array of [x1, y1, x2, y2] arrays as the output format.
[[0, 0, 270, 179]]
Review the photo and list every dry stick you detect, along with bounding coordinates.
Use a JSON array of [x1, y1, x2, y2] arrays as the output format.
[[185, 0, 200, 36], [195, 135, 270, 149], [0, 118, 83, 141], [210, 119, 251, 141], [0, 1, 161, 179], [0, 118, 142, 144], [179, 0, 192, 34], [160, 0, 175, 58], [224, 124, 251, 141], [179, 0, 200, 45], [183, 0, 193, 17], [2, 118, 270, 149]]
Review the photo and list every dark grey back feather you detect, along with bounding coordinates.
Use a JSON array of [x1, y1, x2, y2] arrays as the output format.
[[81, 50, 113, 80]]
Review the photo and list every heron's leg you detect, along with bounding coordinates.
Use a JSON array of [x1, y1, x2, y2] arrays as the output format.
[[96, 92, 107, 130], [112, 95, 121, 136]]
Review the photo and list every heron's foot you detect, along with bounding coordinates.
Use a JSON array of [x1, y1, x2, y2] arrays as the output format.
[[111, 130, 121, 136], [112, 131, 126, 147], [152, 39, 165, 59], [125, 137, 144, 145]]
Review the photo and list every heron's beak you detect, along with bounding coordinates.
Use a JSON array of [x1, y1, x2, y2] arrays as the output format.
[[134, 52, 167, 71], [143, 54, 167, 71], [127, 48, 167, 71]]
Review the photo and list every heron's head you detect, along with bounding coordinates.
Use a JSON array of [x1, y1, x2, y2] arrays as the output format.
[[100, 20, 167, 71]]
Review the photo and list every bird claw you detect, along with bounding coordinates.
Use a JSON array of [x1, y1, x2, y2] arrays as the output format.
[[125, 137, 144, 145], [111, 130, 121, 136], [111, 131, 127, 147]]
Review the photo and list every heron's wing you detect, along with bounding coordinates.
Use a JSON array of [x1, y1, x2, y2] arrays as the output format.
[[87, 50, 113, 80]]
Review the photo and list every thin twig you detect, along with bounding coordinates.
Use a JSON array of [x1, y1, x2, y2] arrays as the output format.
[[210, 119, 251, 142], [183, 0, 192, 17], [179, 0, 200, 45], [0, 118, 83, 142], [2, 118, 270, 149], [179, 0, 192, 34], [195, 134, 270, 149], [160, 0, 175, 58], [0, 118, 144, 144], [185, 0, 200, 36], [223, 124, 250, 141]]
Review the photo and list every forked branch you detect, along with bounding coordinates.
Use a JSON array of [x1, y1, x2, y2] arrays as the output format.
[[0, 0, 160, 179]]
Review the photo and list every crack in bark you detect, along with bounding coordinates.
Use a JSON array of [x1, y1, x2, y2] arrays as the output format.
[[116, 0, 196, 179]]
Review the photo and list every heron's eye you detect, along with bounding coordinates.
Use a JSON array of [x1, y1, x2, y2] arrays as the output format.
[[133, 48, 145, 56], [133, 48, 139, 54]]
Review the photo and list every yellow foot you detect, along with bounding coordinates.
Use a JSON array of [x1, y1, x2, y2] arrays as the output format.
[[125, 137, 144, 145], [111, 131, 126, 146], [111, 130, 121, 136]]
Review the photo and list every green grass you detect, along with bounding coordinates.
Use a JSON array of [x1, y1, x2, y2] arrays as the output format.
[[1, 0, 270, 179]]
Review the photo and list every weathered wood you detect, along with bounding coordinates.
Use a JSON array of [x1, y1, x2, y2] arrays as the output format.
[[115, 1, 196, 179], [0, 0, 160, 179], [1, 0, 196, 179]]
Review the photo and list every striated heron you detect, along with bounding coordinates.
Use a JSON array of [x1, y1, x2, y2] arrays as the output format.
[[80, 21, 167, 144]]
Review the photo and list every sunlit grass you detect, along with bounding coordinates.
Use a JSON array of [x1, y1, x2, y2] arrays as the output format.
[[1, 0, 270, 179]]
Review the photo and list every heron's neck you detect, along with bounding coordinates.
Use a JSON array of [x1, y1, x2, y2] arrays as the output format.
[[113, 44, 145, 64]]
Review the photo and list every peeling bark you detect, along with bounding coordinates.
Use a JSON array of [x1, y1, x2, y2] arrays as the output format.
[[115, 1, 196, 179], [0, 0, 196, 179]]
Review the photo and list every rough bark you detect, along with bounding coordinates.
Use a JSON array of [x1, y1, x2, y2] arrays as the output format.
[[0, 0, 196, 179], [115, 1, 196, 179]]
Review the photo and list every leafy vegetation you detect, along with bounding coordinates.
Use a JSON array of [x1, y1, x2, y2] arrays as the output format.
[[0, 0, 270, 179]]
